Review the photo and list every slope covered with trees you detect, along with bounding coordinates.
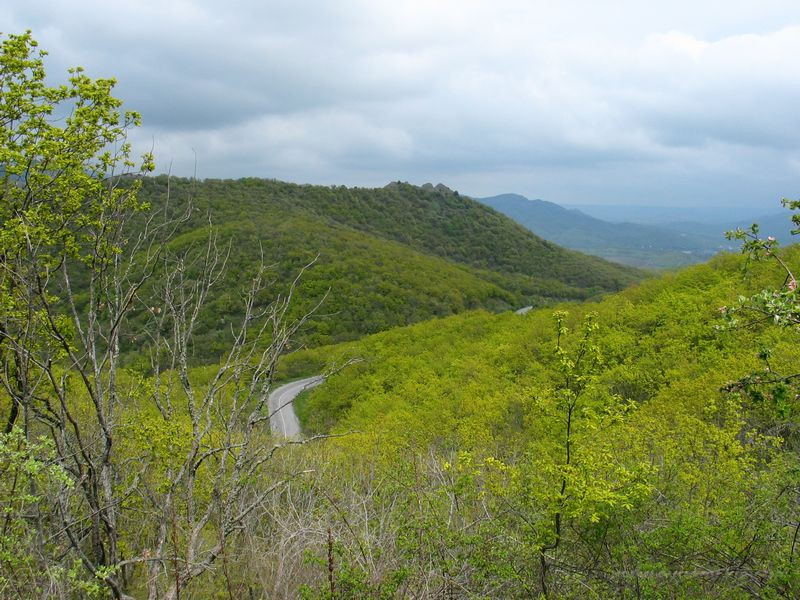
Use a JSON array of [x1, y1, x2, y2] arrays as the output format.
[[141, 177, 641, 290], [274, 245, 800, 598], [295, 248, 795, 436], [125, 177, 642, 359], [480, 193, 726, 268]]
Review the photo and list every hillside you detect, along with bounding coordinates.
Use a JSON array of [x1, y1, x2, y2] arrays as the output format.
[[483, 194, 799, 269], [291, 247, 796, 434], [660, 210, 798, 244], [127, 177, 642, 360], [270, 246, 800, 597], [480, 193, 726, 267]]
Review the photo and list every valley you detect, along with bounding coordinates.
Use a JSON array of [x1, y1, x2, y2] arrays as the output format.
[[481, 193, 798, 269]]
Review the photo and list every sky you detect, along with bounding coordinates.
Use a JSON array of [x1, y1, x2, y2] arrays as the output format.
[[4, 0, 800, 209]]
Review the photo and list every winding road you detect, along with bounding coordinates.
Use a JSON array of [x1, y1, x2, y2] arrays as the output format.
[[268, 376, 324, 438]]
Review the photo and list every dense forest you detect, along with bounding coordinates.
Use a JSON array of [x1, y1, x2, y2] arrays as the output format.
[[277, 246, 800, 599], [123, 177, 642, 360], [2, 30, 800, 600]]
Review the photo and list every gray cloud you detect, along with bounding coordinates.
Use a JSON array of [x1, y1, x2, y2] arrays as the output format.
[[5, 0, 800, 207]]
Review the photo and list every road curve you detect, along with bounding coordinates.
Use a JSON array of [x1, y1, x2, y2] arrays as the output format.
[[268, 376, 324, 438]]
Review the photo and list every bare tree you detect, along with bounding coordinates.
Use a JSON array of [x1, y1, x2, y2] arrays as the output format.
[[1, 32, 333, 598], [123, 232, 325, 599], [3, 176, 327, 599]]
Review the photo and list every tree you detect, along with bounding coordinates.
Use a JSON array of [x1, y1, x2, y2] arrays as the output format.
[[722, 200, 800, 449], [722, 199, 799, 332], [518, 311, 650, 597], [719, 201, 800, 595], [0, 31, 321, 598], [0, 30, 154, 598], [1, 30, 152, 434]]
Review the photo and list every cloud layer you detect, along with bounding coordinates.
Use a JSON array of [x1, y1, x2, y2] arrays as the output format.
[[5, 0, 800, 207]]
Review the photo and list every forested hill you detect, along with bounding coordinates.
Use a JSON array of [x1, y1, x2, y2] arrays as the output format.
[[142, 177, 641, 287], [130, 177, 643, 358]]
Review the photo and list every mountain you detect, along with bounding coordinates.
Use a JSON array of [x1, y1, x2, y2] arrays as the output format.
[[479, 193, 729, 268], [561, 203, 766, 225], [127, 177, 642, 362], [659, 210, 798, 244]]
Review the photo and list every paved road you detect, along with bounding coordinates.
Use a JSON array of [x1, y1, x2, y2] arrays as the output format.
[[268, 376, 324, 438]]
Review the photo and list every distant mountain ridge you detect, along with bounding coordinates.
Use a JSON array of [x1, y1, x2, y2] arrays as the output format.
[[478, 193, 735, 268], [658, 212, 797, 243]]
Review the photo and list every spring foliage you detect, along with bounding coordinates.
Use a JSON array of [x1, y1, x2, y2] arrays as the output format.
[[3, 30, 800, 599], [123, 176, 642, 361], [288, 247, 800, 598]]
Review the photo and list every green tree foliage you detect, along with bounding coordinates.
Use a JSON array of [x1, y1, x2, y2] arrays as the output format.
[[138, 177, 641, 291], [723, 198, 799, 331], [0, 30, 155, 598], [0, 32, 320, 600], [124, 176, 643, 363], [721, 200, 800, 452], [0, 30, 153, 433], [5, 29, 800, 600], [0, 430, 106, 597], [288, 247, 800, 598]]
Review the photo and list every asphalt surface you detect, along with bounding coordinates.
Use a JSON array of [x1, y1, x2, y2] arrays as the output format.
[[268, 376, 324, 438]]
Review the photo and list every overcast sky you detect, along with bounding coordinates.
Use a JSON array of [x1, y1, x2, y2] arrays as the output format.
[[4, 1, 800, 208]]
